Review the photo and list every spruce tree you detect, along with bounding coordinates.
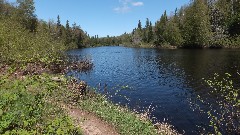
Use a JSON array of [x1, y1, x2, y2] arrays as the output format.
[[56, 15, 62, 37], [145, 18, 150, 28], [65, 20, 71, 45], [137, 20, 142, 30]]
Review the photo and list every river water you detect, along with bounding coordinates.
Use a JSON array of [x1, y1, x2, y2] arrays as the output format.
[[67, 46, 240, 134]]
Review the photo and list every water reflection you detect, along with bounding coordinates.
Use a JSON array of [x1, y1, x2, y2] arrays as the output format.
[[66, 47, 240, 134]]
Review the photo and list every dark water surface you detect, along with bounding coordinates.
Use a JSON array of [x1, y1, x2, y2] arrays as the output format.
[[67, 46, 240, 134]]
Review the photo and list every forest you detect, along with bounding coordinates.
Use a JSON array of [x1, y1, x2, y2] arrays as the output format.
[[119, 0, 240, 48], [1, 0, 240, 52]]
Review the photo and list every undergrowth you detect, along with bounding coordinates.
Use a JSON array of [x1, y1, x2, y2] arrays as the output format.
[[0, 74, 82, 135]]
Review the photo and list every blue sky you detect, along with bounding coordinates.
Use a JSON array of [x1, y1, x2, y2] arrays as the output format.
[[8, 0, 190, 37]]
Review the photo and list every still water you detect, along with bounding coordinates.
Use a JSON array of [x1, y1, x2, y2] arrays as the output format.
[[67, 46, 240, 134]]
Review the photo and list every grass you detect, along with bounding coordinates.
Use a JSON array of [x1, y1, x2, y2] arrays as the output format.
[[78, 94, 158, 135]]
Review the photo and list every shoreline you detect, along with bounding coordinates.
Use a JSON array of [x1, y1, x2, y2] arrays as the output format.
[[0, 62, 180, 135]]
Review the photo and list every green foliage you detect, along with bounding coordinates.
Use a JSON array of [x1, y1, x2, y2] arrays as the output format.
[[163, 18, 183, 47], [118, 0, 240, 48], [182, 0, 212, 48], [0, 17, 66, 64], [43, 116, 81, 135], [16, 0, 38, 32], [154, 10, 168, 46], [198, 73, 240, 134], [0, 75, 82, 134], [228, 13, 240, 36]]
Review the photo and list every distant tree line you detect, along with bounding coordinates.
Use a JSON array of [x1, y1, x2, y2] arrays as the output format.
[[1, 0, 239, 49], [118, 0, 240, 48]]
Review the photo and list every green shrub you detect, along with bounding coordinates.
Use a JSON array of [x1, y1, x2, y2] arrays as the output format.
[[198, 73, 240, 134], [0, 17, 66, 64], [0, 75, 82, 134]]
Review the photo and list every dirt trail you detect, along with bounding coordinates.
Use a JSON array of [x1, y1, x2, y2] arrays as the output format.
[[62, 104, 119, 135]]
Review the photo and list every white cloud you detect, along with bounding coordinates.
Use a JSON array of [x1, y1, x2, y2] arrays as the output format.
[[114, 5, 130, 13], [132, 2, 144, 7], [114, 0, 143, 13]]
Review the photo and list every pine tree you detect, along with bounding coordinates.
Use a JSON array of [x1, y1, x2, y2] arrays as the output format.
[[137, 20, 142, 30], [65, 20, 71, 45], [145, 18, 150, 28], [57, 15, 61, 27], [56, 15, 62, 37]]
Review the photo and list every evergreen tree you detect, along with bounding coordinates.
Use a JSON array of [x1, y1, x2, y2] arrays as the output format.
[[163, 18, 183, 46], [155, 10, 168, 45], [57, 15, 61, 27], [65, 20, 71, 45], [145, 18, 150, 28], [182, 0, 212, 48], [137, 20, 142, 30], [72, 23, 84, 47], [147, 21, 154, 43], [56, 15, 62, 37], [143, 18, 152, 43]]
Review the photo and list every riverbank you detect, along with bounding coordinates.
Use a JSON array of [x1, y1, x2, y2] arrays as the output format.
[[0, 63, 179, 135]]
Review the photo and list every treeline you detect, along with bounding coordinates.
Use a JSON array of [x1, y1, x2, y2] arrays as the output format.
[[119, 0, 240, 48], [1, 0, 239, 52]]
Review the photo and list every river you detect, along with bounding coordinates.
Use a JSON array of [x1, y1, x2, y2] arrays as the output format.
[[67, 46, 240, 134]]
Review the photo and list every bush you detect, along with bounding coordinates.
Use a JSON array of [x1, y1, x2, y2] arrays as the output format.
[[198, 73, 240, 134], [0, 17, 66, 64], [0, 75, 82, 134]]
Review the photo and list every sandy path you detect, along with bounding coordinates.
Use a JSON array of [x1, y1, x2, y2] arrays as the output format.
[[63, 104, 119, 135]]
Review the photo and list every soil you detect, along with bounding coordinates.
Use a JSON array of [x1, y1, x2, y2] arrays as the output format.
[[62, 104, 119, 135]]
